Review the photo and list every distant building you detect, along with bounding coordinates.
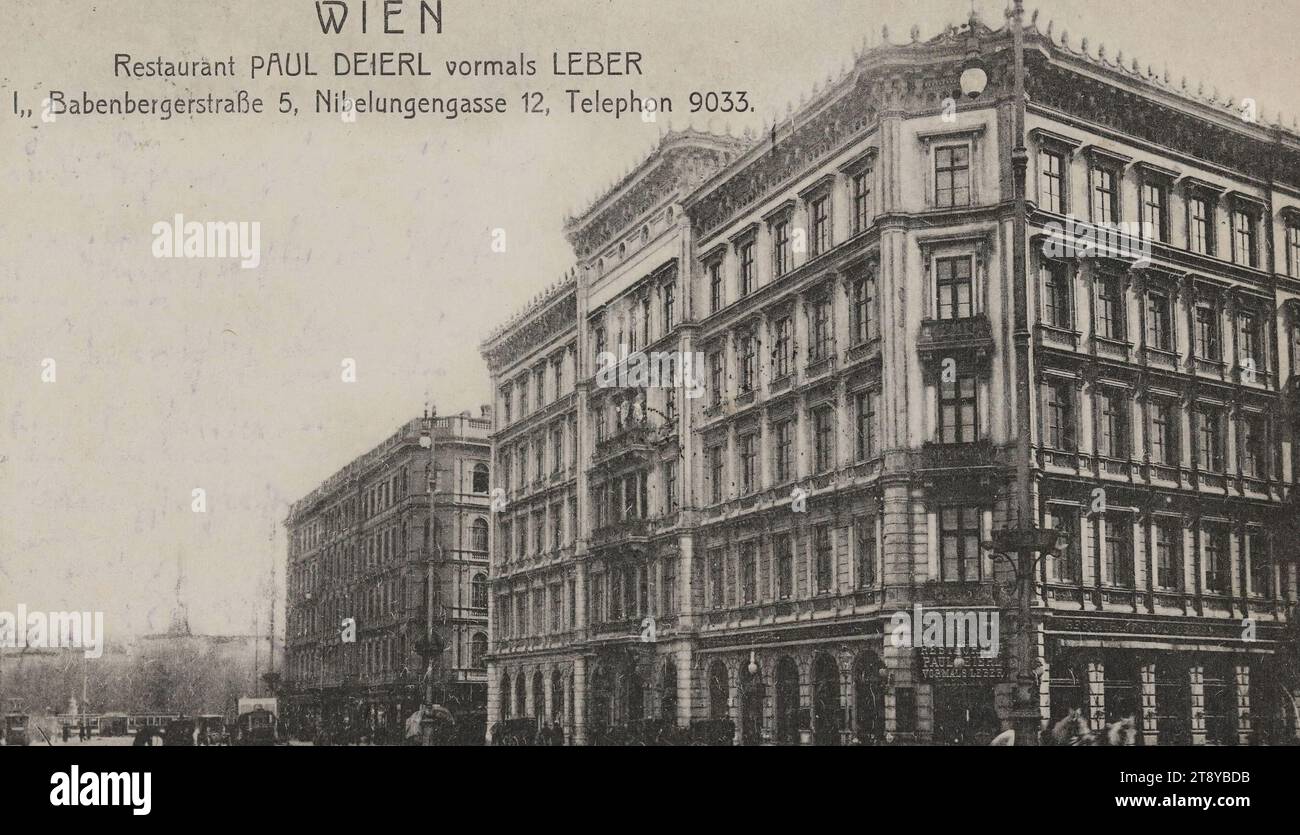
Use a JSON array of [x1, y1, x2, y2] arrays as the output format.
[[282, 410, 492, 739]]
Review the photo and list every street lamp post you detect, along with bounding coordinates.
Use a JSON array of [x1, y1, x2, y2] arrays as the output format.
[[417, 406, 445, 742]]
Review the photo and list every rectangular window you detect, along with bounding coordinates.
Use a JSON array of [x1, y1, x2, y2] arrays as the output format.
[[1241, 412, 1266, 478], [708, 445, 725, 505], [813, 406, 835, 472], [935, 256, 973, 320], [662, 559, 677, 614], [1146, 290, 1172, 351], [708, 350, 723, 407], [855, 518, 876, 588], [739, 331, 757, 393], [814, 526, 833, 593], [1150, 400, 1178, 466], [1287, 222, 1300, 278], [1039, 149, 1065, 214], [664, 460, 678, 512], [1043, 260, 1072, 329], [709, 261, 724, 313], [1189, 195, 1213, 255], [1237, 311, 1260, 377], [740, 240, 756, 295], [1096, 274, 1126, 341], [852, 170, 872, 233], [1047, 508, 1080, 584], [810, 196, 831, 256], [551, 504, 562, 551], [1091, 167, 1117, 224], [1142, 181, 1167, 242], [940, 506, 982, 582], [551, 427, 563, 473], [1195, 303, 1220, 361], [550, 586, 562, 633], [774, 420, 793, 483], [775, 533, 793, 599], [1097, 388, 1129, 458], [1232, 209, 1258, 268], [1204, 526, 1231, 594], [939, 375, 979, 444], [1044, 380, 1076, 452], [773, 221, 791, 278], [809, 297, 832, 361], [935, 145, 971, 208], [708, 549, 725, 609], [855, 390, 878, 461], [1196, 406, 1223, 472], [740, 433, 757, 494], [741, 543, 757, 604], [1248, 532, 1272, 597], [1154, 520, 1181, 591], [661, 282, 675, 331], [1104, 514, 1134, 589], [851, 273, 876, 344], [772, 316, 792, 379]]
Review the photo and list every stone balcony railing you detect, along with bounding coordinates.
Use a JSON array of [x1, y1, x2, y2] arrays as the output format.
[[918, 315, 994, 364]]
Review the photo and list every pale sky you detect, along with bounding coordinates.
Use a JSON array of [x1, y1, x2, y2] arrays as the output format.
[[2, 0, 1297, 640]]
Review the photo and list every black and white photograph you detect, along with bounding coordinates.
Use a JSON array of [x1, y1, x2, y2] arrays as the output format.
[[2, 0, 1297, 818]]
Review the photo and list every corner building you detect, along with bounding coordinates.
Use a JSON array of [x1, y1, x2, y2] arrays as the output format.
[[481, 12, 1300, 744]]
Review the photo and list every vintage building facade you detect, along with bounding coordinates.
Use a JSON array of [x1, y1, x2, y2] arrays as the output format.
[[481, 9, 1300, 744], [282, 410, 492, 738]]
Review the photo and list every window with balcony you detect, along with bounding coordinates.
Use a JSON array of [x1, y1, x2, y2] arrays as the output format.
[[810, 195, 831, 256], [1150, 399, 1179, 466], [709, 261, 724, 313], [1196, 405, 1223, 472], [1043, 260, 1073, 329], [1097, 388, 1130, 458], [471, 573, 489, 609], [851, 271, 877, 344], [1104, 513, 1135, 588], [1146, 289, 1173, 351], [1231, 209, 1258, 268], [1046, 507, 1080, 584], [740, 239, 757, 295], [471, 518, 489, 553], [1237, 310, 1262, 380], [1188, 194, 1214, 255], [1095, 273, 1126, 341], [1039, 149, 1065, 214], [772, 315, 792, 378], [740, 433, 757, 494], [935, 145, 971, 208], [814, 525, 833, 593], [938, 375, 978, 444], [812, 406, 835, 473], [774, 420, 793, 483], [1203, 525, 1231, 594], [939, 506, 982, 582], [775, 533, 793, 599], [852, 169, 873, 233], [935, 256, 973, 320], [1044, 380, 1076, 452], [855, 517, 876, 588], [1090, 166, 1118, 224], [854, 389, 878, 461]]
